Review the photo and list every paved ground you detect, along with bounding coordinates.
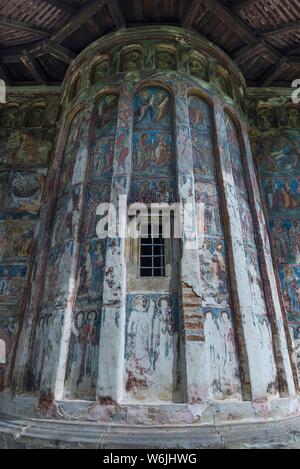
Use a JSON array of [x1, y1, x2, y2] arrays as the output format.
[[0, 412, 300, 448]]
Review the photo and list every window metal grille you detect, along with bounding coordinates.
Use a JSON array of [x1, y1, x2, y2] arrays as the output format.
[[140, 224, 165, 277]]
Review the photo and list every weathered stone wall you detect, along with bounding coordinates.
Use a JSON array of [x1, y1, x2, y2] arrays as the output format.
[[0, 28, 298, 423], [249, 90, 300, 380], [0, 89, 60, 389]]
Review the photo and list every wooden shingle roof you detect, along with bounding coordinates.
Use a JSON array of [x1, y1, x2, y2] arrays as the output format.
[[0, 0, 299, 86]]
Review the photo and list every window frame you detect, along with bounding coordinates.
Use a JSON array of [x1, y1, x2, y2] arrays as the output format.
[[140, 223, 166, 278]]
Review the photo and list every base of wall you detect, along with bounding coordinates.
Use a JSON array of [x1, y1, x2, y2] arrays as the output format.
[[1, 391, 300, 448], [0, 411, 300, 449], [1, 391, 300, 425]]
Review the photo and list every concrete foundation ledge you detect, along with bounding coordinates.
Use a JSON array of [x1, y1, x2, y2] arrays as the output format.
[[0, 412, 300, 449]]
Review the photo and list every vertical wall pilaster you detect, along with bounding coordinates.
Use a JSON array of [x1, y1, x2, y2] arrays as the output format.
[[214, 99, 275, 402], [40, 106, 94, 400], [175, 90, 209, 404], [241, 123, 298, 397], [96, 88, 133, 403], [10, 105, 85, 394]]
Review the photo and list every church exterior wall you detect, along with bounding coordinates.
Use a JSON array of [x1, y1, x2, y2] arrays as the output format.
[[249, 89, 300, 382], [0, 90, 61, 390], [0, 27, 298, 425]]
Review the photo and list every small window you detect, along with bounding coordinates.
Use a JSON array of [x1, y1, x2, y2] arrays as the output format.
[[140, 224, 165, 277]]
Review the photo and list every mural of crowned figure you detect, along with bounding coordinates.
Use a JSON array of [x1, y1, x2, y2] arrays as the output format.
[[1, 27, 299, 439], [90, 57, 109, 84]]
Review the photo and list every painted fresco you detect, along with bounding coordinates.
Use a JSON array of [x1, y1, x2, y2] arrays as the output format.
[[188, 95, 216, 180], [0, 172, 7, 205], [0, 307, 16, 390], [63, 95, 118, 399], [64, 308, 101, 399], [156, 47, 177, 71], [51, 189, 80, 248], [90, 94, 118, 181], [189, 96, 242, 398], [125, 294, 180, 402], [0, 170, 46, 212], [255, 127, 300, 343], [59, 111, 84, 195], [0, 265, 27, 305], [189, 53, 208, 81], [121, 47, 143, 73], [90, 57, 109, 84], [255, 132, 300, 177], [130, 178, 175, 204], [189, 96, 231, 307], [195, 181, 223, 237], [0, 129, 54, 169], [279, 265, 300, 318], [133, 131, 174, 176], [270, 219, 300, 265], [131, 86, 176, 204], [199, 239, 230, 307], [92, 138, 115, 178], [289, 324, 300, 377], [0, 218, 34, 259], [34, 109, 89, 389], [2, 31, 298, 414], [83, 94, 118, 239], [33, 312, 59, 389], [239, 196, 256, 246], [77, 239, 106, 301], [224, 116, 247, 196], [125, 87, 180, 403], [39, 310, 65, 395], [203, 309, 241, 399], [0, 93, 60, 391], [226, 113, 278, 391], [244, 244, 266, 308], [262, 177, 300, 216], [42, 242, 74, 307], [84, 183, 112, 238], [134, 87, 172, 131], [95, 94, 118, 137], [0, 105, 20, 129]]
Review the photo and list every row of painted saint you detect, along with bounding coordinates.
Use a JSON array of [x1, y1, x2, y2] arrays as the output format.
[[71, 48, 233, 99], [30, 85, 280, 399], [271, 220, 300, 265], [33, 294, 246, 400], [65, 309, 100, 398], [124, 294, 179, 399], [0, 129, 54, 168], [0, 99, 59, 389], [256, 105, 300, 130], [255, 107, 300, 325], [0, 105, 47, 129], [255, 134, 300, 176], [263, 178, 300, 214]]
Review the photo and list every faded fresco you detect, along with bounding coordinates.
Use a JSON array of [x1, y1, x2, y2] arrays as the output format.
[[189, 95, 241, 398], [130, 86, 176, 204], [225, 113, 278, 393], [0, 93, 60, 389], [0, 307, 16, 388], [3, 29, 298, 414], [64, 94, 118, 399], [125, 294, 180, 402], [34, 109, 85, 392], [65, 308, 101, 399], [123, 86, 181, 402], [253, 109, 300, 378], [189, 95, 231, 308], [204, 308, 242, 399]]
